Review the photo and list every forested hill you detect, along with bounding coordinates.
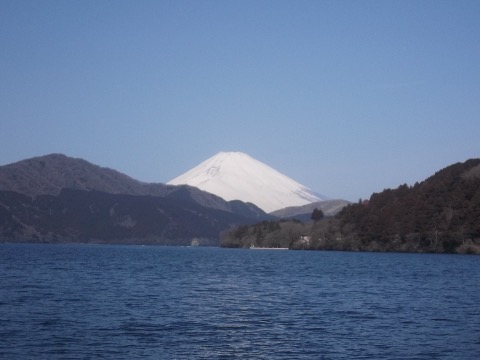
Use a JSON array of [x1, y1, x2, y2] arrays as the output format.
[[0, 154, 271, 245], [221, 159, 480, 254], [334, 158, 480, 253]]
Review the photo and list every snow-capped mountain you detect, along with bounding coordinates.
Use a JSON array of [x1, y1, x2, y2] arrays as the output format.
[[168, 152, 326, 213]]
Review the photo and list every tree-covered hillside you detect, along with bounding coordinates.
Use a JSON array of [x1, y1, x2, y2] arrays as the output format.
[[334, 159, 480, 253], [221, 159, 480, 254], [0, 189, 265, 246], [221, 220, 305, 248]]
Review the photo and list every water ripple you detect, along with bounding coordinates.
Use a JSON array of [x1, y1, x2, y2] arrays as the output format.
[[1, 244, 479, 359]]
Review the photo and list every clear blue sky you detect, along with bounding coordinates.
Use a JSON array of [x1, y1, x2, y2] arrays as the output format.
[[1, 0, 479, 202]]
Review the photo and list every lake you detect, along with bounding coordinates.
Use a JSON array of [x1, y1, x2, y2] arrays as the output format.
[[0, 244, 479, 359]]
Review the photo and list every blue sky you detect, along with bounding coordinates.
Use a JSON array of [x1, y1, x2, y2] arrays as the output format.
[[1, 0, 479, 202]]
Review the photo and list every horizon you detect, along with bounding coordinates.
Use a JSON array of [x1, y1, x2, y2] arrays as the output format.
[[1, 1, 479, 202]]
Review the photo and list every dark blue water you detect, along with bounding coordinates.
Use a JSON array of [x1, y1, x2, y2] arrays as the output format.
[[0, 244, 479, 359]]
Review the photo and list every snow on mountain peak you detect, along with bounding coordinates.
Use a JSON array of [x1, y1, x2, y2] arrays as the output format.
[[167, 151, 326, 213]]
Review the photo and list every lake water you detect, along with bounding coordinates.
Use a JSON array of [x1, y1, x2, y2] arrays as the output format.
[[0, 244, 479, 359]]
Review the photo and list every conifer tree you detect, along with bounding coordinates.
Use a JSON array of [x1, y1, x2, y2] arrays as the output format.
[[311, 208, 324, 223]]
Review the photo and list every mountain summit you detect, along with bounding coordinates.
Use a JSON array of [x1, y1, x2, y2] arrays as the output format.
[[168, 152, 325, 212]]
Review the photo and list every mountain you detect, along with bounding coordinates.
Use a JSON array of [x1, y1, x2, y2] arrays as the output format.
[[270, 199, 351, 221], [0, 153, 157, 197], [0, 153, 266, 219], [168, 151, 326, 213], [0, 154, 272, 244], [331, 158, 480, 253], [0, 188, 263, 245], [221, 159, 480, 254]]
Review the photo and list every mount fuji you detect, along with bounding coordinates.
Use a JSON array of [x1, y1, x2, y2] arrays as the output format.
[[168, 152, 327, 213]]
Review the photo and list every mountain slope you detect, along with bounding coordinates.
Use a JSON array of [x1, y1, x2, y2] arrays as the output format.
[[221, 158, 480, 254], [0, 154, 274, 244], [0, 189, 262, 245], [0, 154, 267, 220], [332, 158, 480, 253], [270, 200, 351, 221], [0, 153, 154, 197], [168, 152, 326, 212]]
